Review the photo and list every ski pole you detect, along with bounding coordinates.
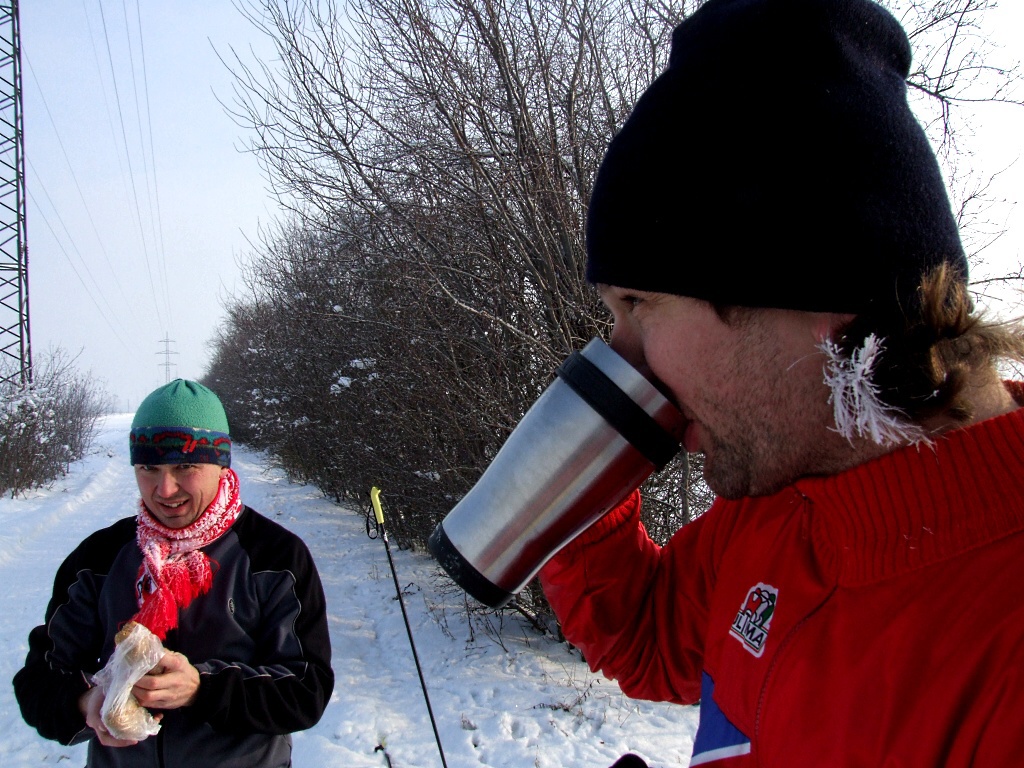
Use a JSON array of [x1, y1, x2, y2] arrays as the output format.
[[369, 487, 449, 768]]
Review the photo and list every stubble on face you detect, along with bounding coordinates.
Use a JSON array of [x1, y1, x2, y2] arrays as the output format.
[[694, 310, 855, 499], [601, 285, 858, 499]]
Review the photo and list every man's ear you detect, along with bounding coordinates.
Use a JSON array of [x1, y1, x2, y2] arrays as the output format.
[[811, 312, 856, 344]]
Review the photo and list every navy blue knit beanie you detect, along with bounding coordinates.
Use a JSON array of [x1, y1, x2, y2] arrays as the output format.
[[585, 0, 967, 314]]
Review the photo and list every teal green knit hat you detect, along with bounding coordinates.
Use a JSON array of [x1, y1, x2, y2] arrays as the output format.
[[129, 379, 231, 467]]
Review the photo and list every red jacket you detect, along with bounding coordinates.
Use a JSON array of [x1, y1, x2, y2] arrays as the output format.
[[540, 387, 1024, 766]]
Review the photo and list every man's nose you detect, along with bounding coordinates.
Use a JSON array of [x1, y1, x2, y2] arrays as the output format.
[[608, 324, 647, 374], [607, 325, 673, 400], [155, 472, 178, 497]]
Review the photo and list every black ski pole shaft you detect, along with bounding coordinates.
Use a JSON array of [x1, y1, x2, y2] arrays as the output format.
[[370, 487, 449, 768]]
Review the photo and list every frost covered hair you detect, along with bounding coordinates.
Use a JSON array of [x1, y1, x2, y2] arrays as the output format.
[[826, 263, 1024, 434], [820, 333, 927, 447]]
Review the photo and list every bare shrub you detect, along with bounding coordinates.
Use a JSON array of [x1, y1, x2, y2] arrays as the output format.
[[215, 0, 692, 552], [0, 350, 112, 497], [207, 0, 1022, 628]]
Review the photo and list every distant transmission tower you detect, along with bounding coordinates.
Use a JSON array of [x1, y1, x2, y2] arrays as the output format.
[[157, 334, 178, 383], [0, 0, 29, 386]]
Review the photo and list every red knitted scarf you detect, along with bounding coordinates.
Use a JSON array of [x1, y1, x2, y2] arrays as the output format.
[[133, 468, 242, 639]]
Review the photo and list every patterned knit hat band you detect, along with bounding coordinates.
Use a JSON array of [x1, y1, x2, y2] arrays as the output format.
[[129, 426, 231, 467], [130, 379, 231, 467]]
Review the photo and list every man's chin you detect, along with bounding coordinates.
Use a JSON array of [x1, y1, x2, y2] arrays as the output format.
[[702, 454, 758, 500], [706, 465, 794, 501]]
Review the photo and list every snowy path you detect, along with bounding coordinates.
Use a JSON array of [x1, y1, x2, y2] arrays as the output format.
[[0, 414, 697, 767]]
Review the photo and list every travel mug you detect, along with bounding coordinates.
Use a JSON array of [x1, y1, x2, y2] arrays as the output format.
[[428, 337, 684, 608]]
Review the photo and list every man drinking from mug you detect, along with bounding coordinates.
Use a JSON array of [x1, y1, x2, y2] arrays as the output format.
[[539, 0, 1024, 765]]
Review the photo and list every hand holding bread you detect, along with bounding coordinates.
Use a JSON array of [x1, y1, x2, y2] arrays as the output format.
[[91, 621, 165, 741]]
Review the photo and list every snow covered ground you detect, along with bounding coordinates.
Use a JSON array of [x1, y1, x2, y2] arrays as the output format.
[[0, 414, 698, 767]]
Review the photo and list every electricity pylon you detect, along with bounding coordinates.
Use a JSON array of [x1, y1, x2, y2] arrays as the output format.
[[0, 0, 29, 386]]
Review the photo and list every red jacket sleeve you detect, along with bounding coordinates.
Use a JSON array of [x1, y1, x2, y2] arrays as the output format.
[[539, 489, 722, 705]]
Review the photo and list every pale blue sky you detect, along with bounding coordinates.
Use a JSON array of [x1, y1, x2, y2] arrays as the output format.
[[944, 1, 1024, 302], [23, 1, 278, 411]]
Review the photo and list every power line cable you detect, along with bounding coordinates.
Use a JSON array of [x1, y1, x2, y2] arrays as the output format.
[[27, 188, 136, 355], [23, 53, 136, 312], [82, 0, 172, 336], [95, 0, 166, 331], [120, 0, 170, 323], [25, 159, 127, 328], [132, 0, 171, 324], [81, 0, 129, 184]]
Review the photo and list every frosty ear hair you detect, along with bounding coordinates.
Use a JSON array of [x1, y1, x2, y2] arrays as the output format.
[[819, 334, 928, 447]]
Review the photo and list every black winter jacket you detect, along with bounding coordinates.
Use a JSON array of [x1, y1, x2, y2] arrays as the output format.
[[14, 506, 334, 768]]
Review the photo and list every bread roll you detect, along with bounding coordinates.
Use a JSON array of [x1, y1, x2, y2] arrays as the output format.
[[95, 622, 164, 740]]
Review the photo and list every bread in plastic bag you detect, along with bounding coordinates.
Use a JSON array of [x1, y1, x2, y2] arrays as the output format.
[[92, 621, 165, 741]]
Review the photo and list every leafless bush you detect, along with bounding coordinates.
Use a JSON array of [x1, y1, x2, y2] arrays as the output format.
[[208, 0, 1022, 567], [209, 0, 698, 550], [0, 350, 112, 497]]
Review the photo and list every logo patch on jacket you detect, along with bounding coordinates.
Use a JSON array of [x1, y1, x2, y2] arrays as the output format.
[[730, 583, 778, 657]]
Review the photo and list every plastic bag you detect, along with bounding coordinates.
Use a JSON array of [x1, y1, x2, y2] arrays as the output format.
[[92, 621, 165, 741]]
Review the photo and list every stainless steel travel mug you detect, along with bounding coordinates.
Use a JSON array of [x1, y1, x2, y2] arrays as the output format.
[[428, 338, 684, 608]]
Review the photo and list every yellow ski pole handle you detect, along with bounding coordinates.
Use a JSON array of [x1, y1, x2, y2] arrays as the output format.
[[370, 486, 385, 526]]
